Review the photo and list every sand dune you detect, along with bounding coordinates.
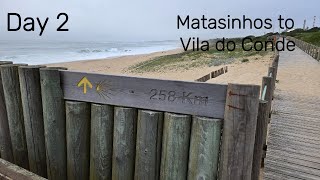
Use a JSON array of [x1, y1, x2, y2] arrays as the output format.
[[49, 49, 273, 86]]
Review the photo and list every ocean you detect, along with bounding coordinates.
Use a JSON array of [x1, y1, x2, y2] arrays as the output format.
[[0, 40, 180, 65]]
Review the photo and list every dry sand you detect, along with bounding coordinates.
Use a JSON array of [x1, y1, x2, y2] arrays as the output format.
[[207, 56, 272, 85], [48, 49, 183, 75], [48, 49, 273, 86]]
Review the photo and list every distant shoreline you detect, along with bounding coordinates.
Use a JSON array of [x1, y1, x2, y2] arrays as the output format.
[[45, 48, 182, 66], [0, 40, 180, 65], [46, 48, 183, 75]]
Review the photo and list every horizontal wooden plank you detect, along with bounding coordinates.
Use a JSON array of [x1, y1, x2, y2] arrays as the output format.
[[268, 137, 320, 150], [60, 71, 227, 118], [267, 155, 320, 170], [0, 158, 46, 180], [267, 149, 320, 165], [265, 159, 320, 179], [267, 143, 320, 158], [264, 171, 304, 180], [276, 111, 319, 119], [269, 132, 320, 146]]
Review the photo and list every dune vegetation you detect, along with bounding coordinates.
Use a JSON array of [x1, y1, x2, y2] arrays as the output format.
[[129, 35, 274, 73], [283, 27, 320, 47]]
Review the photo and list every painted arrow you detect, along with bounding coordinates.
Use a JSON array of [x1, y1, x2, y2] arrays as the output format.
[[77, 76, 93, 94]]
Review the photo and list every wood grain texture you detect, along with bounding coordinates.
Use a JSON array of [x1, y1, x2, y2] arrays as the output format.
[[0, 158, 46, 180], [112, 107, 137, 180], [251, 101, 268, 180], [60, 70, 227, 119], [218, 84, 260, 180], [268, 67, 276, 92], [66, 101, 91, 180], [261, 77, 273, 118], [18, 66, 47, 177], [40, 68, 67, 180], [90, 104, 114, 180], [134, 110, 163, 180], [160, 113, 191, 180], [272, 55, 279, 79], [188, 116, 222, 180], [0, 64, 29, 169], [0, 61, 14, 162]]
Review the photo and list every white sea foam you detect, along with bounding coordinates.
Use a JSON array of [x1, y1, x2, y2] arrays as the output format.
[[0, 40, 179, 65]]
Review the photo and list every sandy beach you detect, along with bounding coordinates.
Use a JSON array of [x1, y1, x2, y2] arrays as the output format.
[[48, 49, 273, 86]]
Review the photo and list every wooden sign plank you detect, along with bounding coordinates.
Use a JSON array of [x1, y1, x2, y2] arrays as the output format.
[[60, 71, 227, 118], [0, 158, 46, 180]]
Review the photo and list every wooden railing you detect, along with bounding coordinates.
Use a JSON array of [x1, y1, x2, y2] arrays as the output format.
[[251, 51, 279, 180], [287, 36, 320, 61], [0, 53, 279, 180]]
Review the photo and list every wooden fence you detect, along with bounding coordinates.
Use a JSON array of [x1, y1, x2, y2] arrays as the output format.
[[195, 66, 228, 82], [0, 53, 278, 180], [287, 36, 320, 61], [251, 51, 279, 180]]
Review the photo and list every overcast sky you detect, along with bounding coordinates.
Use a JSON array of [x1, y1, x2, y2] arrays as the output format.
[[1, 0, 319, 42]]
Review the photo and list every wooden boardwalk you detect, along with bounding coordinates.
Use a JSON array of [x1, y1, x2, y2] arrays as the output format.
[[264, 46, 320, 179]]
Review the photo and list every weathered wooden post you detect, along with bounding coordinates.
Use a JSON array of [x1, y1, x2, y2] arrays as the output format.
[[40, 68, 67, 180], [206, 73, 210, 81], [305, 43, 308, 52], [188, 116, 222, 180], [218, 84, 260, 180], [268, 67, 276, 92], [318, 49, 320, 61], [312, 45, 316, 59], [0, 158, 47, 180], [312, 46, 316, 58], [212, 71, 216, 78], [305, 43, 307, 52], [112, 107, 137, 180], [0, 64, 29, 169], [66, 101, 91, 180], [251, 101, 268, 180], [90, 104, 114, 180], [261, 77, 273, 118], [272, 55, 279, 80], [0, 61, 14, 162], [160, 113, 191, 180], [19, 66, 47, 177], [135, 110, 163, 180]]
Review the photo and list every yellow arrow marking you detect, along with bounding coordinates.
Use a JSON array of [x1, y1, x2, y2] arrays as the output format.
[[77, 77, 93, 94]]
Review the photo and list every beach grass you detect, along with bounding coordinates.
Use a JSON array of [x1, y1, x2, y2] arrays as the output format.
[[283, 28, 320, 46], [129, 35, 272, 73]]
